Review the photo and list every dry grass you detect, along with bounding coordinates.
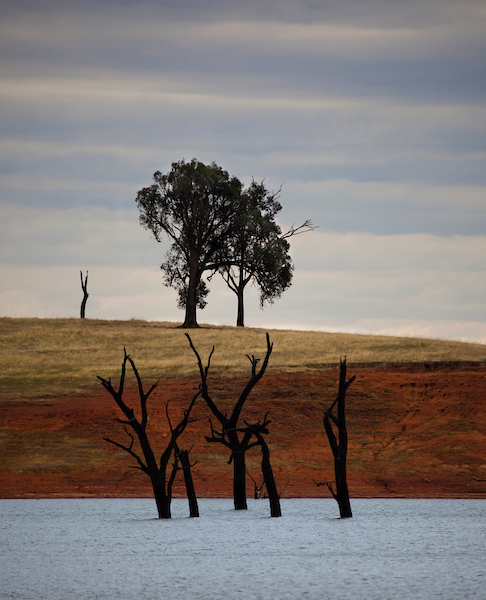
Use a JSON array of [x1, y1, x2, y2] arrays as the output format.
[[0, 429, 111, 472], [1, 317, 485, 401]]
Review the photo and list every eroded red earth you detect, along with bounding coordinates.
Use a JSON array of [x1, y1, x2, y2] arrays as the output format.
[[1, 363, 485, 499]]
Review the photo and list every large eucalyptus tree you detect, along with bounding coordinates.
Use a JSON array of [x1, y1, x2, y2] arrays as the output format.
[[135, 158, 242, 328]]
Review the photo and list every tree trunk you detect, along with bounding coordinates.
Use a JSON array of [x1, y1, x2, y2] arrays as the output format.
[[236, 262, 245, 326], [236, 287, 244, 327], [233, 451, 247, 510], [179, 449, 199, 518], [80, 271, 88, 319], [182, 255, 200, 328], [152, 479, 171, 519], [259, 435, 281, 517], [322, 358, 354, 519], [335, 359, 352, 518], [335, 458, 352, 518], [80, 296, 88, 319]]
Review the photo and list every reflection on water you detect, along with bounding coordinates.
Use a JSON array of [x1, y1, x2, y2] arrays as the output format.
[[1, 498, 485, 600]]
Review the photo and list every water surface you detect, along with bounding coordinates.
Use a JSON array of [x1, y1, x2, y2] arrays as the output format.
[[1, 499, 484, 599]]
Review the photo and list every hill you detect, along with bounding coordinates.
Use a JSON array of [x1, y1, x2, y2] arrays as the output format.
[[1, 318, 485, 499]]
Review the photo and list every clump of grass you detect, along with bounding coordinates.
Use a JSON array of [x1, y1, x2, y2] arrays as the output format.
[[1, 317, 484, 401]]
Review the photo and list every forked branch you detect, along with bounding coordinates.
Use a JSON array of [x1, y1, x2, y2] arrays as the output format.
[[80, 270, 89, 319], [281, 219, 317, 239], [103, 428, 148, 473], [99, 349, 200, 519], [187, 333, 274, 511]]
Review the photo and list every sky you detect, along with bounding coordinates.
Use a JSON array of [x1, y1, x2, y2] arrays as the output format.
[[0, 0, 485, 342]]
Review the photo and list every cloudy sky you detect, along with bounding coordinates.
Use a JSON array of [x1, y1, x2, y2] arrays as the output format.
[[1, 0, 485, 341]]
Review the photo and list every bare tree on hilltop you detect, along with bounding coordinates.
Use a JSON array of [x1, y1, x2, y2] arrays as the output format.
[[80, 270, 89, 319]]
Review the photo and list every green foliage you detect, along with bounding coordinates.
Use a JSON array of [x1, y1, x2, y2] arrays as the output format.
[[136, 158, 242, 327], [219, 180, 294, 318], [135, 159, 300, 327]]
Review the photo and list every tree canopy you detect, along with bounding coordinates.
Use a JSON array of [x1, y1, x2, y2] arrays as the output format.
[[135, 158, 310, 328], [217, 180, 293, 327], [135, 159, 242, 328]]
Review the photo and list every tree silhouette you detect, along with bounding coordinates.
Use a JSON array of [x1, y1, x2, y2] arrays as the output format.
[[80, 270, 89, 319], [217, 181, 290, 327], [98, 349, 199, 518], [218, 180, 315, 327], [136, 159, 314, 328], [135, 159, 242, 328], [237, 415, 282, 517], [315, 358, 355, 518], [186, 332, 273, 510]]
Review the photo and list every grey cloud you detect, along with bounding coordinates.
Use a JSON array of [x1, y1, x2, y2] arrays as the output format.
[[1, 74, 484, 234], [278, 181, 486, 236], [1, 3, 484, 104], [0, 0, 485, 339], [280, 270, 486, 323], [0, 203, 167, 266], [288, 230, 486, 272], [1, 0, 482, 27]]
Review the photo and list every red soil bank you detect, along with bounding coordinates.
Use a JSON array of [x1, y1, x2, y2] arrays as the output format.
[[1, 363, 485, 499]]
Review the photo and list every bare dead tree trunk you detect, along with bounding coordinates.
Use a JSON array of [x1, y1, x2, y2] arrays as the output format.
[[232, 450, 248, 510], [186, 332, 273, 510], [241, 417, 281, 517], [177, 446, 199, 517], [98, 350, 199, 519], [321, 357, 355, 518], [80, 270, 89, 319], [153, 479, 172, 519], [254, 430, 281, 517]]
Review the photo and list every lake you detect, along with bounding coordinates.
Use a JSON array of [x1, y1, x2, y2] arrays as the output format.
[[1, 498, 484, 599]]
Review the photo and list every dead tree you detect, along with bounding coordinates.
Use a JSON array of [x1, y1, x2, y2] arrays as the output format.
[[80, 270, 89, 318], [177, 447, 199, 517], [98, 349, 199, 519], [242, 416, 282, 517], [319, 357, 355, 518], [186, 332, 273, 510], [247, 467, 265, 499]]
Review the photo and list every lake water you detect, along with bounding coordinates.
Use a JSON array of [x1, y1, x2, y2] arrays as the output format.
[[0, 498, 484, 599]]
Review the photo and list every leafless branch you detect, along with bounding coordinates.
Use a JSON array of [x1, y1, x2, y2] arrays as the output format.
[[185, 333, 214, 383], [278, 478, 290, 499], [103, 433, 148, 473], [281, 219, 317, 239]]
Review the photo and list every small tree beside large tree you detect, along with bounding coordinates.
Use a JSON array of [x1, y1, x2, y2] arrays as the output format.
[[217, 180, 293, 327]]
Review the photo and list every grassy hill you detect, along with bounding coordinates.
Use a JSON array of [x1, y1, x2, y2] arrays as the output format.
[[1, 317, 485, 401]]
